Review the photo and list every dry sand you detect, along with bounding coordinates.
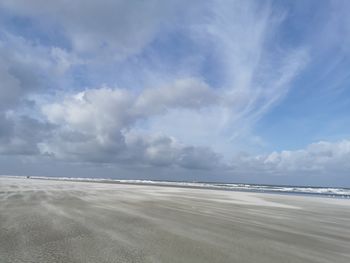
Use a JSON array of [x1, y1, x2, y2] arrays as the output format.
[[0, 177, 349, 263]]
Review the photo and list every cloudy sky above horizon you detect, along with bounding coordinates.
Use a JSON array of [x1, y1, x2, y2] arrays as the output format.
[[1, 0, 350, 186]]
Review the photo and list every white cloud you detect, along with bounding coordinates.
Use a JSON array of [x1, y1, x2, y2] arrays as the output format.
[[140, 0, 308, 155], [231, 140, 350, 176], [135, 78, 219, 115], [40, 78, 221, 168], [0, 0, 309, 170], [43, 77, 217, 130], [207, 1, 309, 134]]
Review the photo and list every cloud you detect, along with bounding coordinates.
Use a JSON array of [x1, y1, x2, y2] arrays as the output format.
[[0, 33, 63, 156], [125, 133, 222, 169], [0, 113, 52, 155], [135, 78, 219, 115], [231, 140, 350, 176], [205, 0, 309, 133], [140, 0, 308, 155], [0, 0, 195, 59], [0, 34, 46, 109], [0, 31, 82, 111], [40, 78, 221, 169], [42, 78, 217, 130], [0, 0, 309, 172]]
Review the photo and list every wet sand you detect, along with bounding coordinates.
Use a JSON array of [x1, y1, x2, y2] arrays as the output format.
[[1, 177, 349, 263]]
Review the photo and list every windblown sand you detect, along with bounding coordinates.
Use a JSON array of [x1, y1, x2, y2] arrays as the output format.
[[1, 178, 349, 263]]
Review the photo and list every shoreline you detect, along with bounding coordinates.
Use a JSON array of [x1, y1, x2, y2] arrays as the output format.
[[4, 175, 350, 199]]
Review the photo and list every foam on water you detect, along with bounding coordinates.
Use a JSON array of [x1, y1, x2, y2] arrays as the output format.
[[4, 175, 350, 198]]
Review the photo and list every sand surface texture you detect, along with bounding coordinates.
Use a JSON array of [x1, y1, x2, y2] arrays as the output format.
[[1, 177, 350, 263]]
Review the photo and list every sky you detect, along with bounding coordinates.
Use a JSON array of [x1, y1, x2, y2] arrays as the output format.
[[0, 0, 350, 187]]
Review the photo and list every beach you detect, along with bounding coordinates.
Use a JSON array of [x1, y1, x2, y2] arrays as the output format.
[[1, 177, 349, 263]]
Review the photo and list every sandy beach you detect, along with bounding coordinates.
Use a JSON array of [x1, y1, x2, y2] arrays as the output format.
[[0, 177, 349, 263]]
